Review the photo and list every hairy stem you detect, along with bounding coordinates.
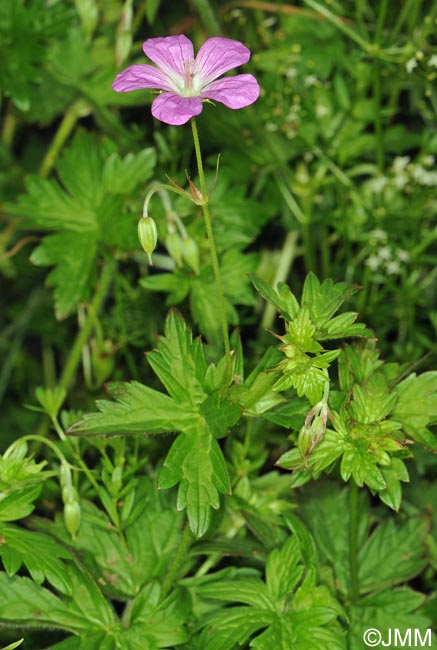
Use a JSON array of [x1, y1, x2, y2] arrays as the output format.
[[190, 117, 232, 383]]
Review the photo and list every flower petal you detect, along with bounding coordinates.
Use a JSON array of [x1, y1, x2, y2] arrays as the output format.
[[112, 64, 172, 92], [151, 93, 203, 125], [202, 74, 260, 109], [143, 35, 194, 78], [195, 37, 251, 86]]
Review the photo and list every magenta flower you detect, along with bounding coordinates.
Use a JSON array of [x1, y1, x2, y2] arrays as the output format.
[[112, 34, 260, 126]]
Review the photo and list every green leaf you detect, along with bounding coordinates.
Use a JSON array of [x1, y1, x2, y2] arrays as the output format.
[[358, 517, 429, 592], [348, 374, 397, 424], [0, 640, 24, 650], [378, 458, 409, 511], [0, 485, 43, 522], [159, 422, 230, 538], [10, 175, 99, 232], [0, 572, 91, 633], [140, 273, 191, 305], [30, 231, 98, 319], [195, 534, 345, 649], [35, 386, 67, 419], [340, 441, 387, 490], [250, 275, 298, 321], [0, 524, 72, 594], [200, 608, 274, 650], [0, 0, 73, 110], [231, 366, 284, 416], [261, 398, 307, 429], [67, 381, 196, 437], [265, 536, 303, 599], [220, 249, 258, 306], [301, 274, 369, 339], [297, 481, 369, 595], [392, 372, 437, 449], [349, 588, 434, 650], [147, 310, 207, 407], [199, 393, 242, 438], [102, 148, 156, 195], [145, 0, 162, 23], [128, 583, 189, 647]]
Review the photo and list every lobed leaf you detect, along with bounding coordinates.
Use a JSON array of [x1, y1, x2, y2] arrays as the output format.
[[67, 381, 196, 437]]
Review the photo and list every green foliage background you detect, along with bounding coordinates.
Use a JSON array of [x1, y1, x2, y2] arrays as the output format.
[[0, 0, 436, 648]]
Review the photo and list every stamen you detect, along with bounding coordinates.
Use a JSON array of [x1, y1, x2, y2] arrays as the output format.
[[183, 59, 195, 93]]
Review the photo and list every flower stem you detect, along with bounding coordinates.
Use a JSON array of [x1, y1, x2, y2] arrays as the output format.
[[190, 117, 232, 383], [349, 480, 360, 601], [38, 99, 91, 178]]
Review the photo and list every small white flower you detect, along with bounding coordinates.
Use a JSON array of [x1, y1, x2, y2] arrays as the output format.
[[378, 246, 392, 261], [366, 255, 380, 271], [371, 176, 388, 193], [369, 228, 388, 243], [385, 259, 401, 275], [393, 157, 410, 173], [421, 155, 435, 167], [428, 54, 437, 68], [392, 156, 410, 172], [304, 75, 318, 87], [285, 67, 297, 80], [411, 165, 437, 186], [316, 104, 329, 119], [392, 175, 408, 189], [396, 249, 410, 263], [406, 58, 418, 73]]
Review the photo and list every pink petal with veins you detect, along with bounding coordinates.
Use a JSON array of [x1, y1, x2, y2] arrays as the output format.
[[143, 35, 194, 78], [195, 37, 251, 86], [151, 93, 203, 125], [202, 74, 260, 109], [112, 64, 173, 92]]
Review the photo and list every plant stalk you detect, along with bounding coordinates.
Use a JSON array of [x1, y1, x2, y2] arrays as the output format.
[[38, 99, 91, 178], [190, 117, 232, 383]]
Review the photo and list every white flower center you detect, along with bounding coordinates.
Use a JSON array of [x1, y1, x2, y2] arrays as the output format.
[[171, 59, 202, 97]]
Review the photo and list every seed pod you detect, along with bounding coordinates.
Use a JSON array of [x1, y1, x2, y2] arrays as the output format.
[[64, 500, 81, 538], [62, 485, 78, 504], [138, 216, 158, 265]]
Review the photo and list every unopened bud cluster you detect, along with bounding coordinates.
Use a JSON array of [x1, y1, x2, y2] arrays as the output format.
[[298, 399, 329, 461]]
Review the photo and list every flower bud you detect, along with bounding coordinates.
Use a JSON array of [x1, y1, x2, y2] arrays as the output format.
[[297, 415, 325, 459], [138, 216, 158, 265], [64, 500, 81, 538]]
